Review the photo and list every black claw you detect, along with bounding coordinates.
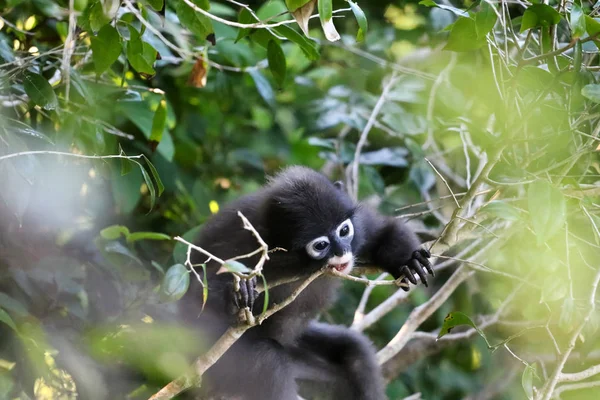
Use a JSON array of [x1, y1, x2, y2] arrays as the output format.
[[401, 265, 417, 285], [410, 258, 428, 287], [415, 249, 434, 277]]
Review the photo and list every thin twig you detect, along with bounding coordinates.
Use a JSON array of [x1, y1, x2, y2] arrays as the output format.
[[424, 157, 460, 208]]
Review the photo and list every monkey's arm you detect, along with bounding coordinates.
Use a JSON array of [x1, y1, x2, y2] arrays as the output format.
[[355, 205, 433, 290]]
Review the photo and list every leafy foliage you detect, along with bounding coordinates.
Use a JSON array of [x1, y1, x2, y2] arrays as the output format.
[[1, 0, 600, 399]]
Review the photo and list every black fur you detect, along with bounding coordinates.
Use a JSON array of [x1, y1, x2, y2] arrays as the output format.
[[178, 166, 432, 400]]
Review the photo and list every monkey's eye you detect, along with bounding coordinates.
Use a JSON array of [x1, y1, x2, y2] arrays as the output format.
[[313, 241, 329, 251], [306, 236, 330, 259], [336, 219, 354, 240]]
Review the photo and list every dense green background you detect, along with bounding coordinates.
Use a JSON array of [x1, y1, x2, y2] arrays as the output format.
[[1, 0, 600, 399]]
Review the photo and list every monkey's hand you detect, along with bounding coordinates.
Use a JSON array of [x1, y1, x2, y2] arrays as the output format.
[[391, 249, 433, 292], [228, 276, 258, 314]]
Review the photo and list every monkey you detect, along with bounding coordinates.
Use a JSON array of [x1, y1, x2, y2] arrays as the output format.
[[178, 165, 433, 400]]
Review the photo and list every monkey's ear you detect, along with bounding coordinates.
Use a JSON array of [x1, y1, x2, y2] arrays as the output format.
[[333, 181, 344, 191]]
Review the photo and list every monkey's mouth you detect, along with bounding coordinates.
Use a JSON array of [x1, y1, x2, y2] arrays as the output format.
[[327, 254, 354, 274]]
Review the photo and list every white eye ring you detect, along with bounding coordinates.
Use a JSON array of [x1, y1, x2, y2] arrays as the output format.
[[336, 219, 354, 239], [306, 236, 330, 259]]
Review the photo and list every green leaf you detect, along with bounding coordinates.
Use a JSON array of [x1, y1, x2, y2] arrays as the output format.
[[90, 24, 122, 76], [527, 180, 566, 244], [176, 0, 214, 43], [318, 0, 332, 21], [570, 4, 586, 39], [559, 297, 576, 332], [0, 309, 17, 332], [581, 84, 600, 103], [267, 40, 287, 88], [520, 4, 561, 33], [475, 1, 497, 38], [150, 99, 167, 143], [160, 264, 190, 302], [217, 260, 252, 275], [522, 364, 537, 400], [126, 26, 157, 75], [437, 311, 488, 343], [23, 72, 58, 110], [285, 0, 313, 12], [318, 0, 339, 41], [444, 17, 487, 52], [0, 118, 52, 143], [142, 155, 165, 196], [481, 201, 522, 221], [348, 1, 368, 42], [100, 225, 131, 240], [585, 15, 600, 36], [145, 0, 163, 11], [88, 1, 110, 32], [272, 25, 320, 61], [139, 162, 157, 210], [419, 0, 468, 17], [127, 232, 171, 242], [540, 275, 568, 302], [249, 69, 275, 108], [235, 8, 255, 43]]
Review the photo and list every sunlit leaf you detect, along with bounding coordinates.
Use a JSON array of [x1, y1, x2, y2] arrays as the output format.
[[217, 260, 252, 275], [570, 4, 586, 39], [520, 4, 561, 33], [267, 40, 287, 88], [90, 24, 122, 75], [100, 225, 130, 240], [527, 180, 566, 244], [160, 264, 190, 302], [348, 0, 368, 42], [481, 201, 522, 221], [540, 275, 568, 303], [559, 297, 576, 332], [522, 363, 537, 400], [126, 26, 157, 75], [23, 72, 58, 110], [145, 0, 163, 11], [444, 17, 487, 52], [127, 232, 171, 242]]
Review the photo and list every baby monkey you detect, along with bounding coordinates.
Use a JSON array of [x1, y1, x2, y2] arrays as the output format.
[[179, 166, 432, 400]]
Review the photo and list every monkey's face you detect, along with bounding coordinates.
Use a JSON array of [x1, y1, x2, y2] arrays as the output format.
[[304, 218, 356, 274]]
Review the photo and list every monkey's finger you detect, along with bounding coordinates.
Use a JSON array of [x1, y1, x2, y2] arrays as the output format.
[[419, 248, 431, 258], [415, 251, 435, 277], [399, 277, 410, 292], [409, 258, 428, 287], [248, 279, 257, 310], [401, 266, 417, 285], [239, 280, 249, 308]]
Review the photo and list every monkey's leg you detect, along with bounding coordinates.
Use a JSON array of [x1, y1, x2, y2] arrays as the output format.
[[201, 337, 299, 400], [291, 321, 386, 400]]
